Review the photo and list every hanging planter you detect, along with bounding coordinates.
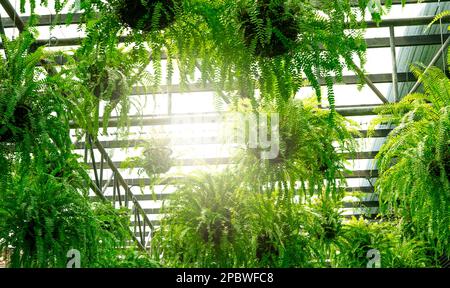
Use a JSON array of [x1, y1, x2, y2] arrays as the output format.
[[256, 232, 278, 262], [0, 104, 32, 143], [318, 215, 342, 242], [120, 139, 173, 178], [90, 67, 127, 102], [428, 149, 450, 182], [238, 0, 299, 58], [142, 144, 173, 175], [198, 208, 234, 246], [114, 0, 177, 31]]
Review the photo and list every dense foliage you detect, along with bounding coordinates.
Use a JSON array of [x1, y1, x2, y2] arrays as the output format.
[[370, 63, 450, 259], [0, 27, 152, 268], [17, 0, 405, 110], [151, 170, 433, 267], [1, 0, 444, 269], [235, 97, 359, 200]]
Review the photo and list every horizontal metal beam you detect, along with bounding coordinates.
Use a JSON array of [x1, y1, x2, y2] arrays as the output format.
[[91, 185, 376, 202], [364, 15, 450, 28], [3, 4, 450, 29], [73, 132, 387, 151], [365, 34, 450, 48], [85, 154, 380, 175], [338, 72, 416, 85], [2, 33, 447, 50], [89, 153, 382, 169], [93, 198, 381, 215], [71, 110, 392, 129], [1, 13, 82, 28], [63, 71, 416, 100]]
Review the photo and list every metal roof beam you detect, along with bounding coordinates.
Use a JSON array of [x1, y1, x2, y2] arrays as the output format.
[[2, 11, 450, 29], [0, 0, 25, 32], [2, 34, 446, 51], [409, 34, 450, 94]]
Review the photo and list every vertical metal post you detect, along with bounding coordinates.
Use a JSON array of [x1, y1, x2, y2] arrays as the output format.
[[168, 93, 173, 115], [0, 13, 5, 35], [389, 25, 399, 102], [99, 153, 104, 187], [88, 136, 100, 188], [116, 179, 122, 207], [84, 134, 88, 163]]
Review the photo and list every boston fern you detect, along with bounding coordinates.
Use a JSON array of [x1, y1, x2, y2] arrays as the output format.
[[235, 97, 359, 200], [0, 29, 146, 268], [0, 171, 100, 268], [151, 170, 245, 268], [151, 170, 317, 268], [0, 30, 81, 184], [59, 45, 154, 136], [370, 64, 450, 259], [0, 168, 143, 268], [19, 0, 402, 111]]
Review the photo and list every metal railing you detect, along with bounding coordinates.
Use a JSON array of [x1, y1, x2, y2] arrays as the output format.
[[83, 134, 154, 250]]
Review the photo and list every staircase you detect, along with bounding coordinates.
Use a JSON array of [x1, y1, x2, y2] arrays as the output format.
[[80, 134, 154, 250]]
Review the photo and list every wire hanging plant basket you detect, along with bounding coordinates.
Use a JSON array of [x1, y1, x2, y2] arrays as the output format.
[[142, 143, 173, 175], [0, 104, 32, 143], [428, 146, 450, 182], [238, 0, 299, 58], [89, 66, 128, 102], [121, 138, 173, 181], [113, 0, 178, 31]]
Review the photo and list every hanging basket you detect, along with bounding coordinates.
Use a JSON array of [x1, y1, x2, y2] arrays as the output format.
[[428, 150, 450, 182], [143, 146, 173, 175], [256, 232, 278, 262], [239, 0, 299, 58], [198, 208, 234, 246], [92, 70, 127, 102], [0, 104, 32, 143], [115, 0, 177, 32]]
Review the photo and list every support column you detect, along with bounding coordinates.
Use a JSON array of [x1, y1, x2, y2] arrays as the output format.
[[389, 25, 399, 102]]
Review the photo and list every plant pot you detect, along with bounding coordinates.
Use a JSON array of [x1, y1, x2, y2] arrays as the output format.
[[428, 152, 450, 182], [239, 0, 299, 58], [0, 104, 32, 143], [322, 223, 339, 241], [198, 209, 234, 246], [256, 233, 278, 262], [143, 146, 172, 175], [115, 0, 177, 31], [199, 220, 223, 246], [248, 146, 285, 164], [91, 69, 126, 102]]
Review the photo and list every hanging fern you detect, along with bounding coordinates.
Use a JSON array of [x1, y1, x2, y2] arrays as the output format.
[[17, 0, 401, 118], [372, 64, 450, 259], [234, 97, 360, 201]]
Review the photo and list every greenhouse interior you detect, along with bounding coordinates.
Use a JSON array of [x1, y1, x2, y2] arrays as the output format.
[[0, 0, 449, 269]]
